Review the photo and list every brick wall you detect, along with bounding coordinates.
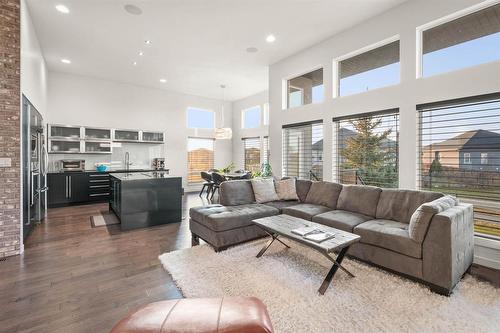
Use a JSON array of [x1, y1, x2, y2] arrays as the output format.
[[0, 0, 21, 257]]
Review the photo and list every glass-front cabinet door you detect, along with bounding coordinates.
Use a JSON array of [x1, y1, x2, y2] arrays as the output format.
[[114, 129, 139, 142], [142, 131, 164, 142], [85, 127, 111, 140], [85, 141, 111, 154], [48, 140, 81, 153], [49, 125, 81, 139]]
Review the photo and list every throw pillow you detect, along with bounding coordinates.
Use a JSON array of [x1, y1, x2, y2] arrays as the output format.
[[409, 195, 458, 242], [275, 178, 299, 201], [305, 181, 343, 209], [251, 178, 279, 203]]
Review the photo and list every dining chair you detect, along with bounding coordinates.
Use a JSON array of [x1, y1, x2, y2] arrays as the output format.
[[199, 171, 213, 197], [210, 172, 226, 200]]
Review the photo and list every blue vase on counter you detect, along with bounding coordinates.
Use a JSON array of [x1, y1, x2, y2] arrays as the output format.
[[96, 164, 108, 172]]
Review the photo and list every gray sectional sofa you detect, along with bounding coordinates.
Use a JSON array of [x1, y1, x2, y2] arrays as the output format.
[[189, 179, 474, 294]]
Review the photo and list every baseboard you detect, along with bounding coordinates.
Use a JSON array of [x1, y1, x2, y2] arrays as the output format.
[[474, 236, 500, 270]]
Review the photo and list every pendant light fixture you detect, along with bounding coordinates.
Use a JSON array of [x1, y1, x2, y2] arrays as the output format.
[[215, 84, 232, 140]]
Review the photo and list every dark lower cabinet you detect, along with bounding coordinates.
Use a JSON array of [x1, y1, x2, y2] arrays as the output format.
[[48, 173, 89, 207]]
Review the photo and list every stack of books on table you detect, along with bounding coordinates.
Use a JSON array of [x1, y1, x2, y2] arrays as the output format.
[[291, 226, 335, 243]]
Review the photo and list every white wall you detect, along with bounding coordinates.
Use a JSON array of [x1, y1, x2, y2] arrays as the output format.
[[20, 0, 47, 116], [47, 72, 233, 191], [231, 90, 269, 170], [269, 0, 500, 190]]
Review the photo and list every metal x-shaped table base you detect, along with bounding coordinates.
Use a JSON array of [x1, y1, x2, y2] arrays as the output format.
[[256, 230, 355, 295]]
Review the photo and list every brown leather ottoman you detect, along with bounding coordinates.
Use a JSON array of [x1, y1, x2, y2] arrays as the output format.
[[110, 297, 274, 333]]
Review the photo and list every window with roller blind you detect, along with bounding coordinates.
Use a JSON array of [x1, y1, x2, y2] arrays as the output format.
[[337, 39, 400, 97], [187, 137, 214, 183], [263, 136, 270, 164], [282, 121, 323, 180], [418, 93, 500, 237], [333, 109, 399, 188], [242, 137, 261, 172], [420, 3, 500, 78]]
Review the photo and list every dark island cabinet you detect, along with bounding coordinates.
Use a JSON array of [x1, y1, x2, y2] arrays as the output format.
[[48, 173, 89, 207]]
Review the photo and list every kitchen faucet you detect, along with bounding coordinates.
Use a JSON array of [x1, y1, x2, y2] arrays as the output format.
[[125, 152, 132, 173]]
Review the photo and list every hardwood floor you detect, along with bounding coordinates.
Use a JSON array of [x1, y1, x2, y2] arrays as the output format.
[[0, 193, 211, 333]]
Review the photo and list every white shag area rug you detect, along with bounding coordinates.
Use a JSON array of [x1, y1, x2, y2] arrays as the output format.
[[159, 240, 500, 333]]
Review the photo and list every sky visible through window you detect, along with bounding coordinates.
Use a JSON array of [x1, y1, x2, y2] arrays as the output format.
[[187, 107, 214, 129], [243, 106, 261, 128], [423, 32, 500, 77], [340, 63, 399, 96]]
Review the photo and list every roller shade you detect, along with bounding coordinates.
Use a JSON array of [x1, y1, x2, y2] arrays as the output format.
[[282, 121, 323, 180], [263, 136, 270, 164], [243, 137, 261, 172]]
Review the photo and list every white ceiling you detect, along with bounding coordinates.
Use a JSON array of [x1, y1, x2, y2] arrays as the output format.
[[26, 0, 407, 101]]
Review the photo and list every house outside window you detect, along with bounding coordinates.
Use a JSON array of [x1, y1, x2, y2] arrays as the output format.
[[187, 107, 215, 129], [187, 138, 214, 183], [481, 152, 488, 165], [435, 151, 441, 162], [286, 68, 323, 108], [337, 39, 400, 97], [418, 93, 500, 237], [420, 3, 500, 77]]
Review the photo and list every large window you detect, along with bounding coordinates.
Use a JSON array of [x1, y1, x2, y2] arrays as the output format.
[[421, 3, 500, 77], [286, 68, 324, 108], [418, 93, 500, 237], [243, 137, 261, 172], [333, 110, 399, 188], [338, 40, 400, 97], [242, 106, 261, 129], [282, 121, 323, 180], [187, 137, 214, 183], [187, 107, 215, 129]]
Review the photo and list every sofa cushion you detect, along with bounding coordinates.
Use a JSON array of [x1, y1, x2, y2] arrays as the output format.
[[337, 185, 382, 217], [190, 204, 225, 223], [219, 180, 255, 206], [312, 210, 372, 232], [275, 178, 299, 201], [354, 219, 422, 258], [281, 203, 331, 221], [376, 189, 443, 223], [296, 179, 312, 202], [409, 195, 458, 242], [264, 200, 300, 213], [199, 204, 279, 232], [304, 181, 343, 209], [251, 178, 279, 203]]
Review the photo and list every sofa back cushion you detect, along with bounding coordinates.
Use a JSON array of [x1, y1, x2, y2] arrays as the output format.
[[305, 181, 343, 209], [296, 179, 312, 202], [219, 180, 255, 206], [337, 185, 382, 217], [409, 195, 458, 242], [376, 189, 443, 223], [275, 178, 299, 201]]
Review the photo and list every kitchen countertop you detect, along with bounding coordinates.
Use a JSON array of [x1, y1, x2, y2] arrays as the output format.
[[110, 171, 179, 181], [48, 169, 163, 174]]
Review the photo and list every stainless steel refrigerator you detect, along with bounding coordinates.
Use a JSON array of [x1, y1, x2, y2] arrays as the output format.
[[22, 95, 48, 240]]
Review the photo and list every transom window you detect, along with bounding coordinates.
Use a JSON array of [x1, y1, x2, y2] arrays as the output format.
[[420, 3, 500, 77], [337, 39, 400, 97], [187, 107, 215, 129], [282, 121, 323, 180], [286, 68, 324, 108], [333, 110, 399, 188], [242, 106, 261, 129]]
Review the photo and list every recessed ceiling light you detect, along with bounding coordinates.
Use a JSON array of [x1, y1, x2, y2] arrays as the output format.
[[145, 40, 152, 45], [246, 47, 258, 53], [124, 4, 142, 15], [159, 79, 167, 83], [132, 61, 137, 66], [55, 4, 69, 14], [138, 51, 144, 56], [266, 34, 276, 43], [61, 59, 71, 64]]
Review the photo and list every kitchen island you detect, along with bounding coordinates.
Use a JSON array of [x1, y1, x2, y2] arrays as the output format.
[[109, 171, 182, 231]]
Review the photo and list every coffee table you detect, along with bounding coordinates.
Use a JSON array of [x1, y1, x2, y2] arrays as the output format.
[[253, 214, 361, 295]]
